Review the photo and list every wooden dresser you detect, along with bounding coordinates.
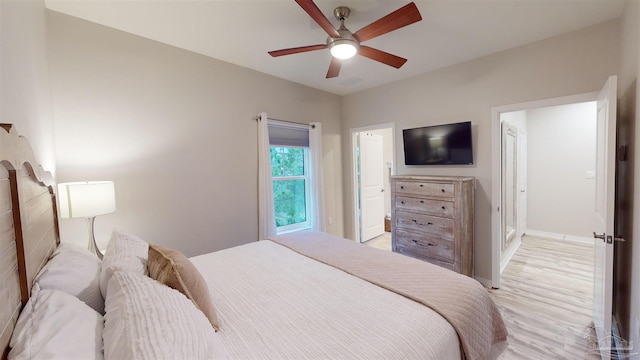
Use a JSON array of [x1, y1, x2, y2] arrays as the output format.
[[391, 175, 474, 276]]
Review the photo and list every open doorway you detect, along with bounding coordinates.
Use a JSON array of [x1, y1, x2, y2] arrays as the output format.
[[490, 77, 619, 359], [498, 101, 598, 271], [491, 91, 602, 288], [490, 94, 602, 359], [350, 124, 395, 246]]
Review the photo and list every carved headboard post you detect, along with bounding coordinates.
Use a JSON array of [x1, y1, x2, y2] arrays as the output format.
[[0, 124, 59, 358], [9, 170, 28, 305]]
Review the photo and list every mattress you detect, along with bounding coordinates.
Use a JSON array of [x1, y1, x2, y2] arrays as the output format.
[[190, 240, 461, 359]]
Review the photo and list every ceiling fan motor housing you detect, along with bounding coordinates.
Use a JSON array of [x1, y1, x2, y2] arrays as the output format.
[[327, 28, 359, 59]]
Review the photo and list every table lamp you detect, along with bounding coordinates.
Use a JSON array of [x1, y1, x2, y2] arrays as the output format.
[[57, 181, 116, 259]]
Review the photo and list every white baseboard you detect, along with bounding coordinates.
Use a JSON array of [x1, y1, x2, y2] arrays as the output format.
[[526, 229, 595, 245]]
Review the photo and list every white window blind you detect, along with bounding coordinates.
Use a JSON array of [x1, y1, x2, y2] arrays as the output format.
[[268, 120, 309, 147]]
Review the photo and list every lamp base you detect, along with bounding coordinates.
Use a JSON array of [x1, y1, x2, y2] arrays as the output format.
[[85, 217, 104, 260]]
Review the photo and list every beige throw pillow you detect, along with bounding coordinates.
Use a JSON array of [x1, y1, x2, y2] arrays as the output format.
[[147, 244, 220, 331]]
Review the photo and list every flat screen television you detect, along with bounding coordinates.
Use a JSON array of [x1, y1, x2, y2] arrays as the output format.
[[403, 121, 473, 165]]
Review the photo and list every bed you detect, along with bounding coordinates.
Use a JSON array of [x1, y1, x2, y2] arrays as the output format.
[[0, 124, 507, 360]]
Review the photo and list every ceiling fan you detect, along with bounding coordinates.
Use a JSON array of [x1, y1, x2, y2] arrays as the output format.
[[268, 0, 422, 79]]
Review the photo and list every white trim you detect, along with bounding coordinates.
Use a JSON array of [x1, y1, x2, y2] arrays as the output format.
[[349, 123, 396, 243], [474, 276, 493, 289], [272, 147, 312, 234], [525, 229, 595, 245], [491, 91, 599, 289], [500, 238, 521, 274]]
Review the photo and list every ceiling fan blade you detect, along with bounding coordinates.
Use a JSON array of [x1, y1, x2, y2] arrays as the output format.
[[295, 0, 340, 38], [359, 46, 407, 68], [326, 57, 341, 78], [268, 44, 327, 57], [353, 2, 422, 42]]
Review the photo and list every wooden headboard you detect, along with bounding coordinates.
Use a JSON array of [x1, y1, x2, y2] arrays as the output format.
[[0, 124, 59, 359]]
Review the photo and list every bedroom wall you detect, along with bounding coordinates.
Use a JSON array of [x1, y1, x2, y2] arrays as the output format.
[[342, 20, 620, 282], [618, 0, 640, 350], [0, 0, 56, 174], [47, 11, 343, 256], [526, 102, 596, 239]]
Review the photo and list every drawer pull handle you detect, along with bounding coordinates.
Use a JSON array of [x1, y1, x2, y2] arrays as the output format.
[[411, 239, 435, 247], [420, 184, 424, 187], [411, 219, 432, 226], [441, 189, 445, 193], [400, 185, 404, 189], [420, 200, 424, 203], [401, 201, 405, 204], [441, 206, 446, 210]]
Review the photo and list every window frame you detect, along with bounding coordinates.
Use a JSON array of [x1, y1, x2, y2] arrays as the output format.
[[270, 146, 312, 234]]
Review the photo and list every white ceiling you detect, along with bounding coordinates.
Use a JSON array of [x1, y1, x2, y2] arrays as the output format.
[[45, 0, 626, 96]]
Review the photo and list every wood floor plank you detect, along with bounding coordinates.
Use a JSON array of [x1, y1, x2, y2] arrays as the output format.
[[492, 235, 600, 359]]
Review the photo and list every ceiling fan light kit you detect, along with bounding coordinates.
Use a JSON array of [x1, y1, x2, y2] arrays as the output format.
[[328, 6, 358, 60], [328, 35, 358, 60], [269, 0, 422, 79]]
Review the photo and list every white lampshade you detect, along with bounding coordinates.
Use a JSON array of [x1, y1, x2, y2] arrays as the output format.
[[58, 181, 116, 218]]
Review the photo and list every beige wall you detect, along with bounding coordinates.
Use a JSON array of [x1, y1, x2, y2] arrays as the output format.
[[619, 0, 640, 350], [0, 0, 56, 173], [526, 102, 597, 238], [342, 20, 620, 281], [47, 12, 343, 256]]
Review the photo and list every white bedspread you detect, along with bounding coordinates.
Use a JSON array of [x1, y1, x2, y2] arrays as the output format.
[[190, 240, 461, 359]]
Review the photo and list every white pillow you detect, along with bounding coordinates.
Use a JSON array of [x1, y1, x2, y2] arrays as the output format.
[[9, 283, 104, 360], [104, 271, 221, 360], [99, 229, 149, 298], [35, 243, 104, 314]]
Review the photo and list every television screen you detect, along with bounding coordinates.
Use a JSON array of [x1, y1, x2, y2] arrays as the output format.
[[403, 121, 473, 165]]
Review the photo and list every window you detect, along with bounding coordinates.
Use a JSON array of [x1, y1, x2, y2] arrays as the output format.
[[270, 146, 311, 233]]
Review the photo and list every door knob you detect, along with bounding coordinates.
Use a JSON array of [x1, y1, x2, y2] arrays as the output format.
[[381, 188, 385, 192], [593, 232, 606, 241]]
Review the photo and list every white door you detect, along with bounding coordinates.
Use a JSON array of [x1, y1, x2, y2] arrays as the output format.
[[517, 129, 527, 239], [593, 75, 617, 360], [360, 133, 385, 241]]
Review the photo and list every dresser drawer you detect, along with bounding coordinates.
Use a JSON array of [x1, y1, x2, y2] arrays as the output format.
[[395, 229, 454, 261], [395, 196, 454, 218], [395, 210, 454, 239], [395, 246, 455, 271], [395, 181, 455, 198]]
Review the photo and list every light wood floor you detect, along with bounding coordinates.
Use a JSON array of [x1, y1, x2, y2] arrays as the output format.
[[491, 235, 600, 359], [366, 233, 600, 359], [363, 232, 392, 250]]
